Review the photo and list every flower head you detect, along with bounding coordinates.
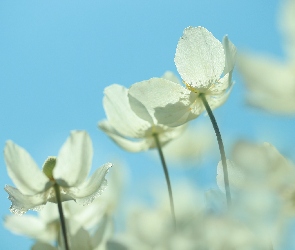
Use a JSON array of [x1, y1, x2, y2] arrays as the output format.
[[4, 131, 112, 215], [238, 0, 295, 114], [99, 81, 185, 152], [128, 26, 236, 127]]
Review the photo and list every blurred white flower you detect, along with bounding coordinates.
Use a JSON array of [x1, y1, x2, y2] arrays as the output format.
[[217, 141, 295, 193], [4, 202, 59, 243], [128, 26, 236, 127], [99, 83, 184, 152], [238, 0, 295, 114], [215, 141, 295, 248], [163, 121, 214, 165], [4, 131, 111, 215], [31, 216, 115, 250], [217, 141, 295, 217], [116, 181, 275, 250]]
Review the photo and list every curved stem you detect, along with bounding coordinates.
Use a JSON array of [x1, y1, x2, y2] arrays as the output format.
[[200, 94, 232, 207], [54, 184, 70, 250], [153, 133, 176, 229]]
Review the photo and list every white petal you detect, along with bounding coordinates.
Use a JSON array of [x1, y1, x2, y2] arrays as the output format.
[[91, 215, 114, 249], [67, 223, 92, 250], [158, 125, 186, 146], [39, 202, 59, 223], [66, 163, 112, 206], [106, 241, 128, 250], [4, 185, 53, 215], [216, 159, 242, 193], [4, 141, 49, 195], [99, 120, 152, 152], [129, 78, 199, 127], [4, 215, 45, 235], [54, 131, 93, 187], [103, 84, 151, 138], [175, 26, 225, 89], [222, 36, 237, 75], [280, 0, 295, 59], [208, 73, 230, 95], [4, 215, 53, 241], [206, 81, 233, 110], [163, 122, 214, 164], [232, 141, 295, 190], [238, 54, 295, 114], [161, 71, 181, 84], [32, 242, 56, 250]]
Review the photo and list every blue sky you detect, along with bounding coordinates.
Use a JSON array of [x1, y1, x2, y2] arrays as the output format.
[[1, 0, 294, 249]]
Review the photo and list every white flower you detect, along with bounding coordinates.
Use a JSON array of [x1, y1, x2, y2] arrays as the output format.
[[98, 83, 185, 152], [163, 121, 214, 165], [216, 141, 294, 246], [31, 215, 114, 250], [4, 203, 59, 243], [217, 141, 295, 193], [216, 141, 295, 216], [128, 26, 236, 127], [5, 164, 124, 247], [238, 0, 295, 114], [4, 131, 112, 215]]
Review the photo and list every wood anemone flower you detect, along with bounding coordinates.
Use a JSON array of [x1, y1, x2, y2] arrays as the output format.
[[128, 26, 236, 127], [4, 131, 112, 215]]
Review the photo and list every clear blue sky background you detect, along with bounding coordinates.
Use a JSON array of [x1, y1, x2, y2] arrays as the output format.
[[1, 0, 294, 249]]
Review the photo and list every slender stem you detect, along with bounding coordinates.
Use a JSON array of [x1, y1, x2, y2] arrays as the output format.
[[153, 133, 176, 229], [200, 94, 232, 206], [53, 183, 70, 250]]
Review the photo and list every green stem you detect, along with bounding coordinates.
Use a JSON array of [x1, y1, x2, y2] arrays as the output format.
[[53, 183, 70, 250], [153, 133, 176, 229], [200, 94, 232, 207]]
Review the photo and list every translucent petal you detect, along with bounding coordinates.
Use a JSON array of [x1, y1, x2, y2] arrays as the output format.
[[39, 202, 59, 223], [280, 0, 295, 59], [161, 71, 181, 84], [216, 159, 242, 193], [4, 141, 49, 195], [99, 120, 152, 152], [129, 78, 199, 127], [106, 241, 129, 250], [206, 82, 233, 111], [70, 200, 107, 229], [54, 131, 93, 187], [103, 84, 151, 138], [4, 185, 53, 215], [66, 163, 112, 206], [163, 122, 214, 164], [222, 36, 237, 75], [175, 26, 225, 89], [4, 215, 46, 239], [232, 141, 295, 190], [65, 221, 93, 250], [208, 74, 230, 95], [32, 242, 56, 250], [158, 125, 186, 147], [91, 214, 113, 248], [238, 54, 295, 114]]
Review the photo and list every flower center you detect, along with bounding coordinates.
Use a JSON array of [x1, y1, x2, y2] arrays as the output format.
[[42, 156, 56, 180], [183, 79, 216, 94]]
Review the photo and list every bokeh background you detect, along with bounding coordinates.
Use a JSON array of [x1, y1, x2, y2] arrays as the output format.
[[1, 0, 294, 249]]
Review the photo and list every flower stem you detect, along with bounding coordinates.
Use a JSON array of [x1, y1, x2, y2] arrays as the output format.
[[53, 183, 70, 250], [153, 133, 176, 229], [200, 94, 232, 207]]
